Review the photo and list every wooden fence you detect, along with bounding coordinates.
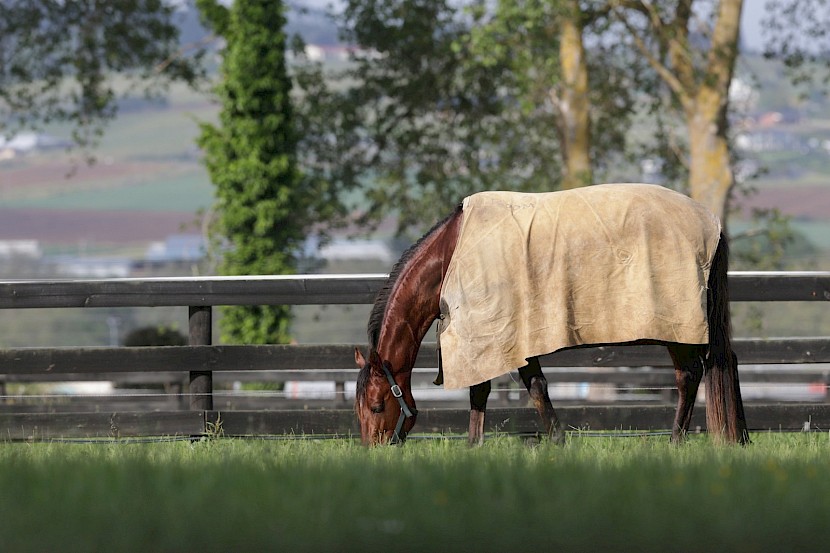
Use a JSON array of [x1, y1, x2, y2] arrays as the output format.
[[0, 272, 829, 440]]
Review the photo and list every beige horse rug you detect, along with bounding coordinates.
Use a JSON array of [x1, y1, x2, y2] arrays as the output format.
[[437, 183, 722, 390]]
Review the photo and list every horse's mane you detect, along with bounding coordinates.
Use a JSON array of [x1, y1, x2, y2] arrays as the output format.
[[357, 203, 462, 408], [367, 204, 462, 351]]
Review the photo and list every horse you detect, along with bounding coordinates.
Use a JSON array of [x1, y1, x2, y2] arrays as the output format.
[[354, 185, 749, 446]]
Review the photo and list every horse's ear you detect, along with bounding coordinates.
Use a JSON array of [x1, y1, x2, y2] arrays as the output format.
[[354, 347, 366, 368]]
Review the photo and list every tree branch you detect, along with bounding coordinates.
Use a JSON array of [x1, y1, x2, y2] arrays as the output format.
[[610, 3, 689, 103], [704, 0, 742, 95]]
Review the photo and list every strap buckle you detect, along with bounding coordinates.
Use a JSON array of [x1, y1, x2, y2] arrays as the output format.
[[380, 360, 416, 445]]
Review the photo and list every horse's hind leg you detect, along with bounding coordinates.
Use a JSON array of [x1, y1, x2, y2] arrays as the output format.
[[468, 380, 491, 447], [667, 344, 705, 443], [518, 357, 565, 444]]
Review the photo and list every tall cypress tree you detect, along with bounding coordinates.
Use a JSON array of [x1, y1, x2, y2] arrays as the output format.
[[197, 0, 307, 344]]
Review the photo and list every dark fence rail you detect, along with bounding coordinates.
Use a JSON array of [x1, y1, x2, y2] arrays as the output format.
[[2, 271, 829, 309], [0, 274, 387, 308], [1, 272, 829, 440]]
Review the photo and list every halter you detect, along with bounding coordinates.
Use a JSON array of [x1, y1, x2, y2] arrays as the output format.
[[380, 362, 417, 445]]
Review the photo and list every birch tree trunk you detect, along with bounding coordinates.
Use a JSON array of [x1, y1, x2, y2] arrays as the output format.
[[686, 93, 734, 221], [685, 0, 743, 221], [554, 0, 592, 189]]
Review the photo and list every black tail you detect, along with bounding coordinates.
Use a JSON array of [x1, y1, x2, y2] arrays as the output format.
[[704, 232, 749, 444]]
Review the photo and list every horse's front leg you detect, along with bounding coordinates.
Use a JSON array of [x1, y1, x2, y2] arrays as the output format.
[[468, 380, 491, 446], [667, 345, 705, 443], [518, 357, 565, 444]]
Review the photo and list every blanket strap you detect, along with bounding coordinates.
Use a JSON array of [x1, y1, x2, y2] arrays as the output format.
[[434, 314, 445, 386]]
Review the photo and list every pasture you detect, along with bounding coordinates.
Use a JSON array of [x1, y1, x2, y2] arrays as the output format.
[[1, 433, 829, 552]]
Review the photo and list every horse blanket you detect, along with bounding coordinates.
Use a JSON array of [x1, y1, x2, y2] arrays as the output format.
[[437, 183, 722, 390]]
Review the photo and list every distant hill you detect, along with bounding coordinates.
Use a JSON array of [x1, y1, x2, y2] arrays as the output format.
[[0, 209, 198, 247]]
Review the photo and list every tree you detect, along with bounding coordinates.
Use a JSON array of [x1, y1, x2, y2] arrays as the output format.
[[124, 326, 187, 347], [460, 0, 596, 189], [197, 0, 309, 344], [553, 0, 592, 188], [295, 0, 647, 236], [611, 0, 743, 220], [307, 0, 824, 237], [0, 0, 201, 156], [761, 0, 830, 96], [299, 0, 687, 238]]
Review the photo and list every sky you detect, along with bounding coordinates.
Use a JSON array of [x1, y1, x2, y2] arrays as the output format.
[[741, 0, 766, 52], [303, 0, 768, 51]]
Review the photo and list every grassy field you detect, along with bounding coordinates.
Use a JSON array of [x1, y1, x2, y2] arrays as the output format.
[[2, 82, 216, 214], [4, 169, 212, 212], [1, 433, 829, 552]]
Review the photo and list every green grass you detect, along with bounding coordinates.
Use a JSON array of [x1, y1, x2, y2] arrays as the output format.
[[1, 433, 829, 551], [51, 81, 216, 160]]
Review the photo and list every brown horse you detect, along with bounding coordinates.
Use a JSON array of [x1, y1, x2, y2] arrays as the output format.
[[355, 188, 749, 446]]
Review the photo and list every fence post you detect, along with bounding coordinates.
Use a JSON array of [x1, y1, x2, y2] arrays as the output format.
[[189, 306, 213, 411]]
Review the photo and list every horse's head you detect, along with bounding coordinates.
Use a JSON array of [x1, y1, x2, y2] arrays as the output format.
[[354, 348, 418, 446]]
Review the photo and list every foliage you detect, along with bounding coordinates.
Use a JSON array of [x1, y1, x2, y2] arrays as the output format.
[[608, 0, 744, 220], [197, 0, 309, 344], [731, 209, 797, 270], [1, 434, 830, 551], [296, 0, 645, 237], [762, 0, 830, 98], [123, 326, 187, 347], [311, 0, 819, 231], [298, 0, 771, 236], [0, 0, 203, 158], [461, 0, 647, 187]]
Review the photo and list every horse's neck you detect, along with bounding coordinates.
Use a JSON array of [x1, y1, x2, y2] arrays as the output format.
[[378, 213, 460, 373]]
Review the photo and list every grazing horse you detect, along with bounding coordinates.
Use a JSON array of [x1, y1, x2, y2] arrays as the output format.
[[355, 184, 749, 446]]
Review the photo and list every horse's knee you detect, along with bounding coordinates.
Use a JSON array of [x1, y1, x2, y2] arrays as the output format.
[[527, 375, 565, 444], [527, 375, 549, 405]]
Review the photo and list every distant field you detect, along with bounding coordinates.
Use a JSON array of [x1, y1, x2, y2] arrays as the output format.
[[0, 84, 215, 247], [1, 83, 214, 205], [737, 184, 830, 220], [0, 209, 199, 248], [3, 170, 213, 212]]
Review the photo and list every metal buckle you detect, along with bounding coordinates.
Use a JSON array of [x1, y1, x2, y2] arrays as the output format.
[[390, 384, 403, 398]]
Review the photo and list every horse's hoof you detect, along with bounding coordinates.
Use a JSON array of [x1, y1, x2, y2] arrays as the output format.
[[523, 435, 542, 447]]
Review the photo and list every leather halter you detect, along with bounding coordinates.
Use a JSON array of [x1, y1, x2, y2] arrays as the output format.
[[380, 362, 417, 445]]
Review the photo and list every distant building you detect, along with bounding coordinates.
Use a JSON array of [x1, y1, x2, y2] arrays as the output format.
[[0, 240, 41, 258], [0, 132, 70, 160], [735, 129, 806, 153], [294, 43, 381, 63], [315, 238, 395, 263], [145, 234, 206, 263], [42, 234, 207, 278], [49, 255, 133, 278], [303, 44, 353, 62]]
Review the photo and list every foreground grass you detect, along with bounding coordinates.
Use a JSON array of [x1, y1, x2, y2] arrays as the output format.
[[1, 433, 829, 552]]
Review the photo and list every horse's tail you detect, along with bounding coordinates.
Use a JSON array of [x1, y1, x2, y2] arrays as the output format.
[[704, 232, 750, 444]]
